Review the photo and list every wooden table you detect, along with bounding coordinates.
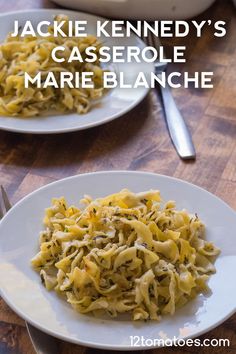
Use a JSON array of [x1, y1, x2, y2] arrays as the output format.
[[0, 0, 236, 352]]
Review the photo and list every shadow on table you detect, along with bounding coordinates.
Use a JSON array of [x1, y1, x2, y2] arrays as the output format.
[[0, 94, 156, 170]]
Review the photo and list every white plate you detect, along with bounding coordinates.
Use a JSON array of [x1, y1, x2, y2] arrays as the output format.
[[52, 0, 216, 21], [0, 10, 153, 134], [0, 171, 236, 350]]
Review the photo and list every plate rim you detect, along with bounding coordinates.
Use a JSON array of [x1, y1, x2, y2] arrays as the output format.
[[0, 9, 153, 134], [0, 170, 236, 350]]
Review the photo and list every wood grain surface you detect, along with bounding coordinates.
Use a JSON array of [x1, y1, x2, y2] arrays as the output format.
[[0, 0, 236, 353]]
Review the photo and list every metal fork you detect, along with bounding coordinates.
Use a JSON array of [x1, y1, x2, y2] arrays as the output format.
[[142, 28, 196, 160], [0, 186, 60, 354]]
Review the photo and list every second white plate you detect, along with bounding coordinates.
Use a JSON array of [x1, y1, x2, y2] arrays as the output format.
[[0, 171, 236, 350], [0, 10, 153, 134]]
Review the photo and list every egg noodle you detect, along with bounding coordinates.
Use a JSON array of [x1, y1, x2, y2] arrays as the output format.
[[0, 15, 106, 117], [31, 189, 220, 321]]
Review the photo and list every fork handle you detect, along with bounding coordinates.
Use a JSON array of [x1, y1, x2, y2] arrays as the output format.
[[159, 84, 196, 160], [26, 322, 59, 354]]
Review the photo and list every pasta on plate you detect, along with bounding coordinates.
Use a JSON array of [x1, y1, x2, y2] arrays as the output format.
[[0, 15, 106, 117], [31, 189, 220, 321]]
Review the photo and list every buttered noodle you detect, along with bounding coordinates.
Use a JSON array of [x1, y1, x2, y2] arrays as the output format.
[[31, 189, 220, 321], [0, 15, 106, 117]]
